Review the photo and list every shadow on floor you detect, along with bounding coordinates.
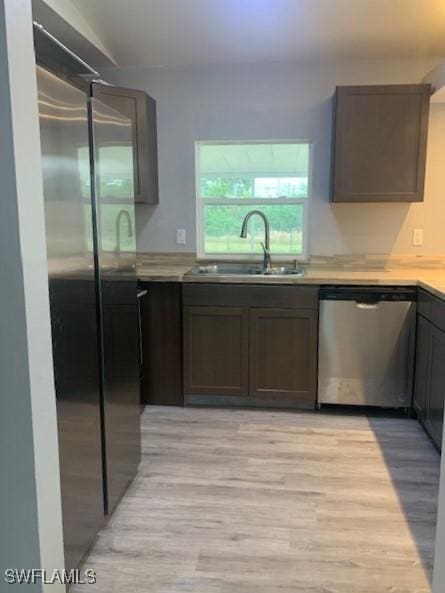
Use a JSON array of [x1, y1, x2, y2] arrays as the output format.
[[369, 416, 440, 583], [321, 405, 440, 583]]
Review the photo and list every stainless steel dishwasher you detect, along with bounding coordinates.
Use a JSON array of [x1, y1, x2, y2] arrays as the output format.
[[318, 286, 416, 408]]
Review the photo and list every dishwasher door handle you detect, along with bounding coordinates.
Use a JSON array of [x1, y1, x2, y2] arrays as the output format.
[[355, 302, 380, 310]]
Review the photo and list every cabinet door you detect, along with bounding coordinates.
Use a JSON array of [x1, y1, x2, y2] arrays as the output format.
[[183, 306, 249, 396], [92, 83, 158, 204], [413, 314, 431, 419], [48, 280, 104, 570], [331, 84, 430, 202], [249, 308, 317, 407], [140, 282, 183, 406], [425, 326, 445, 450], [101, 291, 141, 514]]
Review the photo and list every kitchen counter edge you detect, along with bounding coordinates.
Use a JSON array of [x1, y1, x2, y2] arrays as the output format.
[[137, 266, 445, 301]]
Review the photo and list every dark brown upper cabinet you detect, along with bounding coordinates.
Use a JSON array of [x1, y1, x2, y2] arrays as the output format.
[[331, 84, 431, 203], [92, 83, 159, 204]]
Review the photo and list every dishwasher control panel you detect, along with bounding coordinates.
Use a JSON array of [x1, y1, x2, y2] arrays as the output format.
[[319, 286, 417, 303]]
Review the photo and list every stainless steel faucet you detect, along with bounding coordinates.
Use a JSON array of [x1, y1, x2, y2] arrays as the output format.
[[240, 210, 272, 272], [115, 209, 133, 254]]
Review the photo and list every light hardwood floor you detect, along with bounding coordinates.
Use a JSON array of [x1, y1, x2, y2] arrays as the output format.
[[73, 406, 441, 593]]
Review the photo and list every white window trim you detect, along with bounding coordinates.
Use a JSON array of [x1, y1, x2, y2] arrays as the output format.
[[195, 140, 313, 262]]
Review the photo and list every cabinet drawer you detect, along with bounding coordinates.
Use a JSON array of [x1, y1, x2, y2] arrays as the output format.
[[431, 295, 445, 334], [183, 284, 319, 309], [418, 289, 433, 321], [417, 288, 445, 333]]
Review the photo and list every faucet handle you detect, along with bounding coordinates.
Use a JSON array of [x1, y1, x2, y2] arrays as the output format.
[[260, 242, 272, 271]]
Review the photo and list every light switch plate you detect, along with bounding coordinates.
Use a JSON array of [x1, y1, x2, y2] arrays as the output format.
[[176, 228, 186, 245], [413, 228, 424, 246]]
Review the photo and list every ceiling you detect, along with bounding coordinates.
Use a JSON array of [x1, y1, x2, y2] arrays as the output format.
[[74, 0, 445, 67]]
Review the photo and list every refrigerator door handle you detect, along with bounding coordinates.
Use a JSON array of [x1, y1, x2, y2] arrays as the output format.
[[137, 292, 146, 366]]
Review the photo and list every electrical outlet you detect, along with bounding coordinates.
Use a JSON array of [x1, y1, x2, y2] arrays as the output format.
[[413, 229, 424, 247], [176, 228, 186, 245]]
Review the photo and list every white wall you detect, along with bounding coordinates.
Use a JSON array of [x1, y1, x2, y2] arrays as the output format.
[[104, 57, 445, 257], [0, 0, 65, 589]]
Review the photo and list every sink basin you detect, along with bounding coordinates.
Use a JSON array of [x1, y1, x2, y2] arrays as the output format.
[[262, 266, 305, 276], [187, 263, 304, 277]]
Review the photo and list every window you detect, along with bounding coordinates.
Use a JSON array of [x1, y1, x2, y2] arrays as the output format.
[[196, 141, 311, 260]]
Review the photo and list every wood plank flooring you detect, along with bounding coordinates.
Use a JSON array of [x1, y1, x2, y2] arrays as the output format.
[[72, 406, 441, 593]]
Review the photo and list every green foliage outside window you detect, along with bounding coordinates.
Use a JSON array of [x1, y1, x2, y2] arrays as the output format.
[[204, 204, 303, 255], [201, 177, 253, 198]]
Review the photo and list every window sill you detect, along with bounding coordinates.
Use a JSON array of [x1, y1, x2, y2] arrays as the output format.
[[197, 254, 309, 264]]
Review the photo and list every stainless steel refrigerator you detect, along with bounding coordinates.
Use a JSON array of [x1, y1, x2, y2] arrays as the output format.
[[89, 94, 141, 515], [37, 64, 140, 570]]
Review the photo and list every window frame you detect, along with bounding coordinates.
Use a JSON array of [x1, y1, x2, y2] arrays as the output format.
[[195, 140, 313, 262]]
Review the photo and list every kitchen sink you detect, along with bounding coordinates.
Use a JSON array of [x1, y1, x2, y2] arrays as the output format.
[[186, 263, 305, 277]]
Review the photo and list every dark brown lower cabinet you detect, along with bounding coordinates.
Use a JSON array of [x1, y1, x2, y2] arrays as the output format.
[[182, 285, 319, 409], [183, 306, 249, 396], [413, 314, 430, 418], [140, 282, 183, 406], [413, 292, 445, 451], [424, 326, 445, 450], [249, 308, 317, 406]]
